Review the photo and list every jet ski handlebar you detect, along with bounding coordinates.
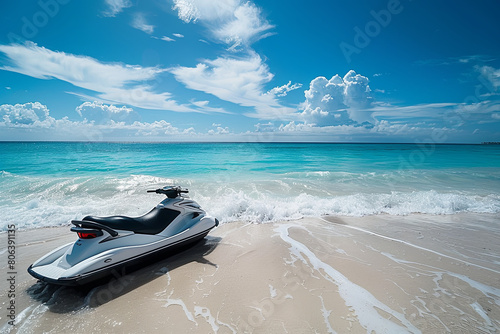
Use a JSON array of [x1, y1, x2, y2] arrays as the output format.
[[147, 186, 188, 198]]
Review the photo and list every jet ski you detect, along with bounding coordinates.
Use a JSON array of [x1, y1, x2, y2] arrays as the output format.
[[28, 186, 219, 286]]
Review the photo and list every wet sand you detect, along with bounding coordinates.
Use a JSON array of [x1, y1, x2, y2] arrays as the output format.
[[1, 213, 499, 333]]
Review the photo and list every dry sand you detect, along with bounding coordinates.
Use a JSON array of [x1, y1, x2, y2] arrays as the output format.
[[1, 213, 499, 333]]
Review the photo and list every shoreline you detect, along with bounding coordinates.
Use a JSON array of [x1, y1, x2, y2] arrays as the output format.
[[1, 213, 499, 333]]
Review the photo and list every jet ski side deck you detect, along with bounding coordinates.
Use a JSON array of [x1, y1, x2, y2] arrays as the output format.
[[27, 186, 219, 286], [27, 225, 215, 286]]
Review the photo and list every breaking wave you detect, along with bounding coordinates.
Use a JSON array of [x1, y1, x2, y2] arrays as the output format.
[[1, 173, 499, 230]]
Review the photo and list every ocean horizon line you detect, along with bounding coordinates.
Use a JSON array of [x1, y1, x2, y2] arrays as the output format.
[[0, 140, 494, 145]]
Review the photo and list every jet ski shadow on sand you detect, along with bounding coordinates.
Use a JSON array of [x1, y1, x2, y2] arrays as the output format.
[[26, 186, 221, 313]]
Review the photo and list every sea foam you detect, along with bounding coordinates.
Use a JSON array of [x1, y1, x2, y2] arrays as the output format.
[[1, 173, 499, 230]]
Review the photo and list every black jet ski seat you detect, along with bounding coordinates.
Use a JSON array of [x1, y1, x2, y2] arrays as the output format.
[[82, 207, 180, 234]]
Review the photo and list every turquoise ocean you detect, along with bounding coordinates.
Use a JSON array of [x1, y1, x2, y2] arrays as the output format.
[[1, 142, 500, 231]]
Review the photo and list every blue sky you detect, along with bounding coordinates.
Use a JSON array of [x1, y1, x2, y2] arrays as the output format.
[[1, 0, 499, 142]]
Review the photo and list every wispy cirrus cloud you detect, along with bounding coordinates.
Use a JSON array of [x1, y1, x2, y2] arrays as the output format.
[[155, 34, 184, 42], [262, 120, 461, 143], [0, 42, 161, 91], [369, 100, 500, 134], [102, 0, 132, 17], [131, 13, 154, 34], [171, 53, 273, 106], [170, 53, 295, 119], [212, 2, 274, 51], [476, 65, 500, 90], [152, 36, 176, 42], [173, 0, 236, 23], [415, 55, 496, 66], [0, 42, 197, 112], [169, 1, 300, 120], [191, 100, 232, 114], [168, 0, 305, 121], [267, 81, 302, 97], [172, 0, 273, 51]]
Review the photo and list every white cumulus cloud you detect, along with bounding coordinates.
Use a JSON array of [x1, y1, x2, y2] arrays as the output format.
[[0, 102, 198, 140], [76, 101, 140, 124], [301, 70, 373, 126], [208, 124, 230, 135], [0, 102, 54, 127]]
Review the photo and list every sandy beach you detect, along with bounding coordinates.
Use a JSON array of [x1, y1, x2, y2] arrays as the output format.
[[1, 213, 499, 333]]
